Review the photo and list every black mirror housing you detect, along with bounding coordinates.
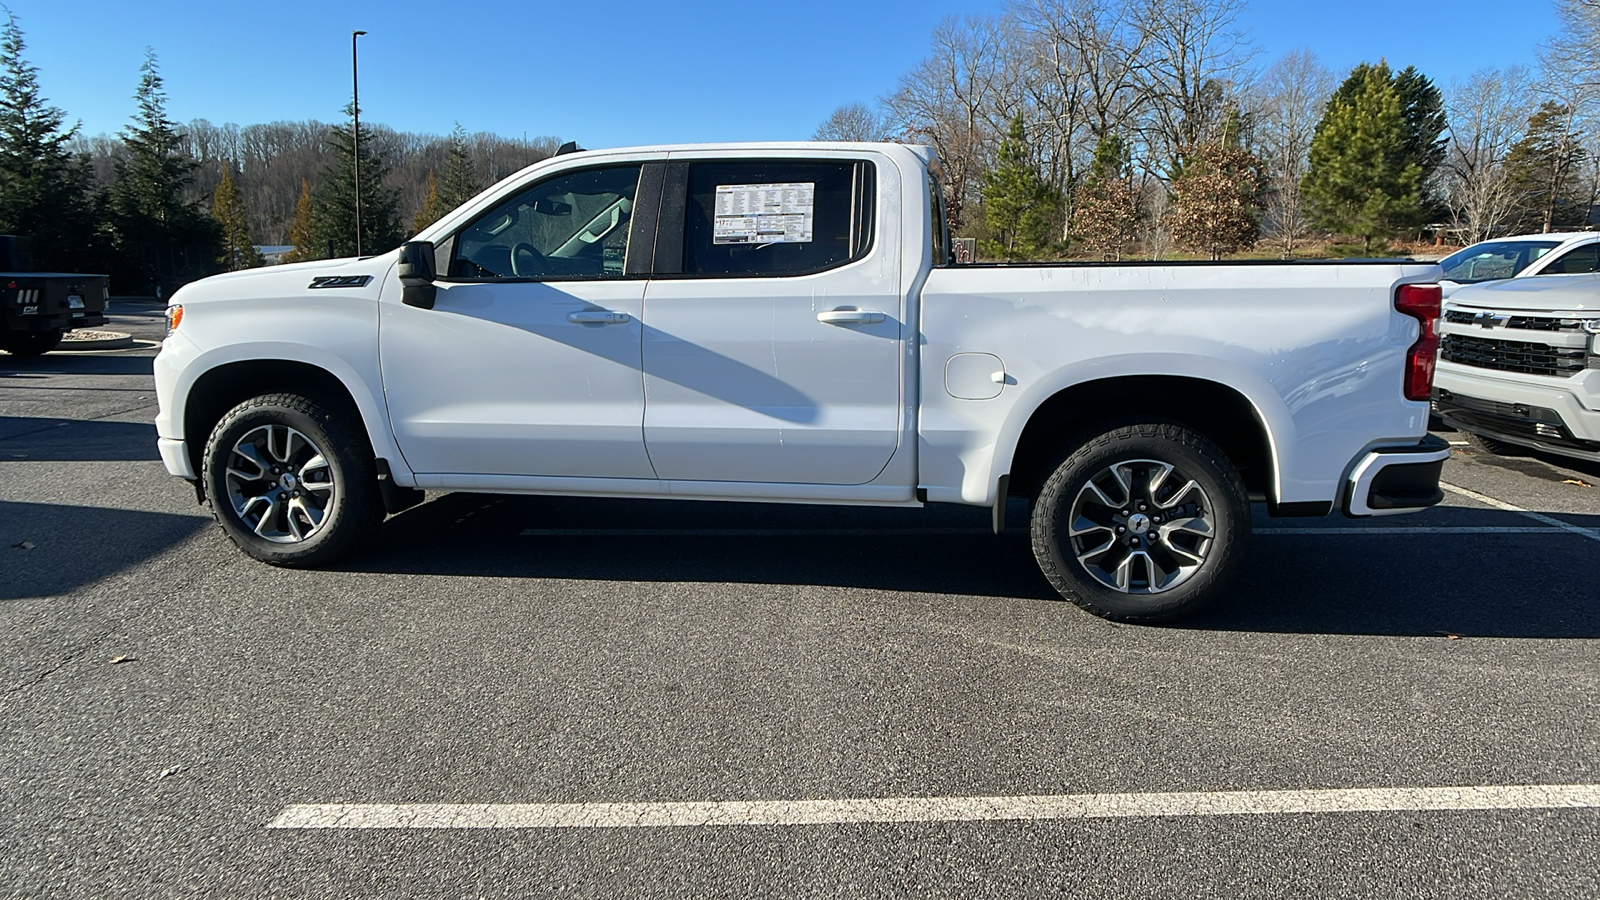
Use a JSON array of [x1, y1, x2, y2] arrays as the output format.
[[398, 240, 437, 309]]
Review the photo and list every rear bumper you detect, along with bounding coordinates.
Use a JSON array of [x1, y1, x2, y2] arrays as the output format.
[[1342, 434, 1451, 517]]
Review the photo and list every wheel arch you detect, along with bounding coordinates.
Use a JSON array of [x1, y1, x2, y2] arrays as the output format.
[[180, 356, 400, 481], [1002, 374, 1280, 504]]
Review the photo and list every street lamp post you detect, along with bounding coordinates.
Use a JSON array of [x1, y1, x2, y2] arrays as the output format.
[[351, 29, 367, 257]]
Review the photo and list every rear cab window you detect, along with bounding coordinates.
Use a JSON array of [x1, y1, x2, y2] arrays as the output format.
[[670, 159, 876, 278]]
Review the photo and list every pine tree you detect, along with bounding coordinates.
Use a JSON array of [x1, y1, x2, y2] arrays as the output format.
[[1168, 141, 1265, 260], [1071, 134, 1141, 261], [0, 12, 102, 273], [440, 123, 480, 209], [312, 106, 401, 258], [108, 49, 221, 294], [1503, 102, 1588, 233], [411, 170, 447, 234], [979, 115, 1059, 261], [282, 179, 318, 263], [212, 165, 262, 270], [1302, 63, 1424, 253]]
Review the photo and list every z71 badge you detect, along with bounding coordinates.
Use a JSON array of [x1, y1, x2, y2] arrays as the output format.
[[308, 275, 373, 289]]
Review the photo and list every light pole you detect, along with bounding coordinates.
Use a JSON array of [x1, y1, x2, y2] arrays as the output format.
[[351, 29, 367, 257]]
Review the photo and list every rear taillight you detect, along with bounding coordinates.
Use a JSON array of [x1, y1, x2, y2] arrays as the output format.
[[1395, 283, 1441, 401]]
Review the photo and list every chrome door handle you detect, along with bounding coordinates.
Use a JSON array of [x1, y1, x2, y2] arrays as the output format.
[[567, 310, 631, 324], [817, 308, 886, 325]]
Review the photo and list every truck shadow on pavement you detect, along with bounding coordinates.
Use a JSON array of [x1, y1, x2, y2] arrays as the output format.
[[0, 355, 155, 377], [349, 493, 1600, 640], [0, 500, 208, 600], [0, 416, 162, 460]]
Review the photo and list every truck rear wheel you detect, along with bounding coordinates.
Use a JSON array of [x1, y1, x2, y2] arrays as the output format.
[[200, 393, 383, 567], [1030, 421, 1249, 623], [1, 328, 63, 356]]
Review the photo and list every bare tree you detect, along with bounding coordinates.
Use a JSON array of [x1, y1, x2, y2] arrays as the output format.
[[813, 102, 891, 141], [1250, 49, 1334, 255], [1138, 0, 1254, 174], [883, 15, 1015, 230], [1441, 67, 1531, 242]]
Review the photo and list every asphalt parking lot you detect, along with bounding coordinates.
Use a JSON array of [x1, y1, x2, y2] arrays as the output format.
[[2, 302, 1597, 898]]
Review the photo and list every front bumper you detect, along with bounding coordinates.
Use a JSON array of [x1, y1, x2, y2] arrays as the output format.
[[1434, 364, 1600, 462], [1342, 434, 1451, 517], [158, 437, 195, 479]]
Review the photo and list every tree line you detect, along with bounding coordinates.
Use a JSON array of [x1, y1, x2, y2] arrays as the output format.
[[816, 0, 1600, 260], [0, 12, 560, 293]]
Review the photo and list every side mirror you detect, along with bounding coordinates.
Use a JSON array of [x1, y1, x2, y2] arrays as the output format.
[[398, 240, 437, 309]]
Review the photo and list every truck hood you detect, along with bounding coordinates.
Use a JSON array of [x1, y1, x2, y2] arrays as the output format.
[[168, 253, 397, 306], [1444, 273, 1600, 312]]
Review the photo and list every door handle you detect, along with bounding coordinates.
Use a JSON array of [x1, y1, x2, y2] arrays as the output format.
[[567, 310, 632, 324], [817, 307, 886, 325]]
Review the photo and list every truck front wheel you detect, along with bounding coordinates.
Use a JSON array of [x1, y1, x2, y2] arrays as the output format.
[[1030, 422, 1249, 623], [200, 393, 383, 567], [1, 328, 64, 356]]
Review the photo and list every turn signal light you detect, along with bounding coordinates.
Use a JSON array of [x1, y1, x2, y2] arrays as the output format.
[[1395, 283, 1441, 402], [165, 304, 183, 334]]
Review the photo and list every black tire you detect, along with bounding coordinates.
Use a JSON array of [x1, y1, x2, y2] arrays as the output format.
[[1, 328, 64, 356], [1463, 430, 1526, 457], [1030, 421, 1249, 623], [201, 393, 383, 567]]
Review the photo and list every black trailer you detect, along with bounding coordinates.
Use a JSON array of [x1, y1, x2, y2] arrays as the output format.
[[0, 235, 109, 356]]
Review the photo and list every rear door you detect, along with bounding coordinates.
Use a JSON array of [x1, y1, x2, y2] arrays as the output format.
[[640, 155, 903, 485]]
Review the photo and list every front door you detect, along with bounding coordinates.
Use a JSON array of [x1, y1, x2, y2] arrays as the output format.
[[381, 162, 657, 479], [641, 157, 903, 485]]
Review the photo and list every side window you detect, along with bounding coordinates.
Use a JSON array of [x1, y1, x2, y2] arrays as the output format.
[[450, 164, 641, 280], [682, 160, 874, 277], [1538, 244, 1600, 275]]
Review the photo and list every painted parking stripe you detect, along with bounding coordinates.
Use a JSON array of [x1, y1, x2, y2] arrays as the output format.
[[1441, 482, 1600, 544], [269, 784, 1600, 830], [520, 526, 1573, 537]]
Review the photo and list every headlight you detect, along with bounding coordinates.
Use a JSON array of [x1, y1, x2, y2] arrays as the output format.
[[165, 305, 183, 335]]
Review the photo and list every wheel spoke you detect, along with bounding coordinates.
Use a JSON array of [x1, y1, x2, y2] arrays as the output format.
[[249, 495, 280, 537], [230, 443, 269, 479], [1156, 479, 1201, 510]]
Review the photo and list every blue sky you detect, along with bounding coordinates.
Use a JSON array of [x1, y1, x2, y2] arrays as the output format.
[[5, 0, 1563, 148]]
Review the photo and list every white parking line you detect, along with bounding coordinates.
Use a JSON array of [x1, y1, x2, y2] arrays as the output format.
[[268, 784, 1600, 830], [1440, 482, 1600, 544], [520, 526, 1573, 537]]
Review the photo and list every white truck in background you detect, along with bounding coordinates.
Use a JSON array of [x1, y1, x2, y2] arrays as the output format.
[[152, 142, 1448, 623], [1435, 272, 1600, 463]]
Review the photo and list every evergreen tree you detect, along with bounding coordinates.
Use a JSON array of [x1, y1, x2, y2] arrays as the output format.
[[411, 170, 447, 234], [440, 123, 480, 209], [1302, 63, 1424, 252], [0, 12, 102, 273], [312, 106, 401, 258], [1168, 141, 1265, 260], [979, 115, 1059, 261], [108, 49, 221, 294], [282, 178, 318, 263], [1502, 102, 1589, 233], [211, 165, 262, 270], [1071, 134, 1141, 261]]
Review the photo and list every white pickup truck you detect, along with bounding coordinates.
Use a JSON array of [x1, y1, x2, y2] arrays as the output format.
[[153, 142, 1449, 622]]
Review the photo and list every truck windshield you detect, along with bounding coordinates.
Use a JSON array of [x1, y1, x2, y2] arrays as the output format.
[[1440, 240, 1561, 283]]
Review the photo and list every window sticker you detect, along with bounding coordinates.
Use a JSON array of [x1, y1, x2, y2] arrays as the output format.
[[713, 183, 814, 244]]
